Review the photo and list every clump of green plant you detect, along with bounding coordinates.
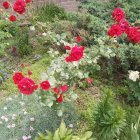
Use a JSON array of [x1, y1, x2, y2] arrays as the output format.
[[35, 120, 94, 140], [93, 89, 126, 140], [15, 27, 32, 56], [34, 4, 67, 22]]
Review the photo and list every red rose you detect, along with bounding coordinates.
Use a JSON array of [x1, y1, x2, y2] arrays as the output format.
[[2, 1, 10, 9], [108, 24, 123, 37], [61, 84, 68, 93], [65, 46, 84, 62], [40, 80, 51, 90], [126, 27, 140, 44], [28, 70, 32, 76], [13, 0, 26, 14], [76, 36, 82, 43], [112, 8, 125, 22], [65, 46, 71, 50], [119, 19, 129, 32], [53, 87, 60, 94], [9, 15, 17, 22], [18, 78, 38, 95], [57, 94, 63, 103], [25, 0, 32, 3], [13, 72, 24, 84]]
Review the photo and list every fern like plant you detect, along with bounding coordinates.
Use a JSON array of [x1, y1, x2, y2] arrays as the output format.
[[35, 120, 94, 140], [93, 89, 126, 140]]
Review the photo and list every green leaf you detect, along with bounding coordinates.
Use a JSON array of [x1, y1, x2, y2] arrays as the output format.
[[53, 129, 60, 140], [59, 120, 67, 139]]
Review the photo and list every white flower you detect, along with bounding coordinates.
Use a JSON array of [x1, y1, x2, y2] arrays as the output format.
[[30, 26, 35, 31], [30, 117, 35, 122], [4, 117, 8, 122], [22, 136, 28, 140], [1, 116, 5, 120], [128, 70, 139, 82], [7, 125, 11, 129], [11, 124, 16, 128], [4, 107, 7, 110], [0, 121, 3, 124], [42, 33, 47, 36], [6, 97, 12, 101], [23, 111, 27, 115], [68, 124, 73, 128]]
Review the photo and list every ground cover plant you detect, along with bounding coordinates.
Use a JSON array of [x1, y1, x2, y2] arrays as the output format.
[[0, 0, 140, 140]]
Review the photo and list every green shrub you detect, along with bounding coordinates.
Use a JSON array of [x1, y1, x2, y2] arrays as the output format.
[[15, 27, 32, 56], [93, 89, 126, 139], [35, 120, 94, 140]]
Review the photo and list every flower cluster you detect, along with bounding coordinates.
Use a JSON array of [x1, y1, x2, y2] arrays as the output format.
[[65, 46, 85, 62], [108, 8, 140, 44], [2, 0, 32, 22], [12, 70, 69, 104]]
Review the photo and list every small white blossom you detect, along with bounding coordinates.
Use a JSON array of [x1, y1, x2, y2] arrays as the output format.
[[4, 117, 8, 122], [129, 70, 139, 82], [1, 116, 5, 120], [69, 124, 73, 128], [42, 33, 47, 36], [4, 107, 7, 110], [7, 125, 11, 129], [11, 124, 16, 128], [23, 111, 27, 115], [0, 121, 3, 124], [30, 26, 35, 31], [30, 117, 35, 122]]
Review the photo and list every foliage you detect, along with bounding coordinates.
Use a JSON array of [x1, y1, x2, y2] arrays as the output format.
[[34, 4, 67, 22], [35, 120, 94, 140], [93, 89, 126, 139], [0, 94, 78, 140], [15, 27, 32, 56]]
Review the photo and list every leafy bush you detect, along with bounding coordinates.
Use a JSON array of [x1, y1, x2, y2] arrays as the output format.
[[93, 89, 126, 139], [35, 120, 94, 140]]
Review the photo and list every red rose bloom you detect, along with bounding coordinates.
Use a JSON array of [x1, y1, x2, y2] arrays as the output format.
[[108, 24, 123, 37], [28, 70, 32, 76], [76, 36, 82, 43], [126, 27, 140, 44], [112, 8, 125, 22], [40, 80, 51, 90], [57, 94, 63, 103], [53, 87, 60, 94], [9, 15, 17, 22], [18, 78, 38, 95], [65, 46, 84, 62], [13, 72, 24, 84], [119, 19, 129, 32], [61, 84, 68, 93], [2, 1, 10, 9], [13, 0, 26, 14], [25, 0, 32, 3], [65, 46, 71, 50]]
